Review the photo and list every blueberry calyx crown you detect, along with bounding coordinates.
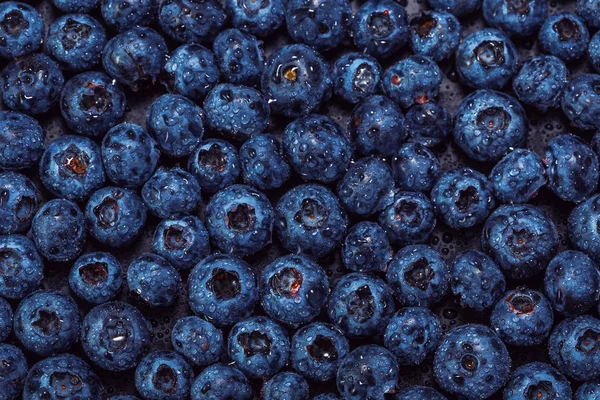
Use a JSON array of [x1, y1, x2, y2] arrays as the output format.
[[474, 41, 506, 69], [505, 227, 534, 258], [269, 267, 303, 298], [505, 287, 539, 315], [455, 186, 479, 213], [477, 107, 511, 133], [352, 63, 376, 94], [0, 248, 20, 277], [526, 381, 555, 400], [226, 204, 257, 233], [411, 13, 437, 38], [93, 195, 121, 229], [80, 84, 112, 115], [55, 144, 90, 176], [153, 364, 178, 394], [347, 284, 375, 322], [506, 0, 530, 15], [395, 199, 423, 227], [294, 198, 328, 230], [163, 225, 188, 251], [79, 262, 109, 286], [2, 9, 28, 36], [61, 18, 92, 50], [237, 330, 272, 356], [576, 329, 600, 353], [553, 18, 581, 42], [307, 334, 338, 361], [200, 144, 228, 173], [51, 372, 84, 396], [32, 309, 62, 336], [367, 10, 394, 39], [283, 65, 299, 82], [206, 268, 241, 300], [238, 0, 270, 17], [404, 257, 435, 290]]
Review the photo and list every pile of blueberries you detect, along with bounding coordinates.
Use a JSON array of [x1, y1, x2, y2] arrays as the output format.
[[2, 0, 600, 398]]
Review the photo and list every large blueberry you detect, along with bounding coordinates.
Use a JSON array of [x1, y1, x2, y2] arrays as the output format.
[[135, 351, 193, 400], [172, 316, 223, 367], [409, 11, 460, 61], [101, 0, 158, 32], [141, 168, 202, 219], [539, 12, 589, 61], [483, 0, 547, 36], [0, 344, 27, 400], [382, 55, 442, 109], [190, 364, 252, 400], [332, 52, 381, 104], [0, 234, 43, 299], [489, 149, 546, 204], [68, 252, 123, 305], [504, 362, 572, 400], [513, 55, 568, 112], [342, 221, 392, 273], [152, 215, 210, 270], [0, 2, 43, 59], [240, 134, 291, 190], [353, 0, 409, 58], [392, 142, 440, 192], [224, 0, 284, 37], [187, 139, 240, 194], [158, 0, 225, 43], [0, 172, 40, 235], [404, 102, 452, 147], [0, 111, 44, 170], [378, 191, 436, 245], [127, 253, 181, 307], [213, 28, 263, 87], [561, 73, 600, 131]]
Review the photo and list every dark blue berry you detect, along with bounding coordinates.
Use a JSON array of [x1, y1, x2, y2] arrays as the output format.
[[152, 215, 210, 270], [394, 386, 447, 400], [0, 111, 44, 170], [171, 316, 223, 367], [0, 297, 12, 342], [512, 55, 569, 112], [127, 253, 181, 307], [378, 191, 436, 245], [590, 32, 600, 74], [353, 0, 409, 58], [539, 13, 590, 61], [503, 362, 572, 400], [575, 380, 600, 400], [342, 221, 392, 273], [0, 172, 40, 235], [392, 142, 440, 192], [0, 344, 27, 400], [224, 0, 284, 37], [190, 364, 252, 400], [332, 52, 381, 104], [428, 0, 480, 16], [0, 2, 43, 59], [187, 139, 240, 193], [0, 234, 43, 299], [68, 252, 123, 304], [101, 0, 158, 32], [213, 28, 263, 87], [240, 134, 291, 190], [52, 0, 99, 12], [577, 0, 600, 28], [561, 73, 600, 131], [141, 168, 202, 219], [383, 55, 442, 109], [569, 194, 600, 263], [404, 102, 452, 147], [409, 11, 460, 61], [262, 372, 308, 400], [489, 149, 546, 204], [483, 0, 548, 36], [135, 351, 193, 400], [158, 0, 226, 43]]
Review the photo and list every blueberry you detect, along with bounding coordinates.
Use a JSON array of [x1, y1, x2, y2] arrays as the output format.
[[152, 216, 210, 270], [39, 135, 106, 202], [394, 386, 447, 400], [504, 362, 572, 400], [454, 90, 528, 162], [52, 0, 99, 12], [328, 272, 395, 338], [0, 297, 11, 342], [0, 344, 27, 400], [0, 172, 40, 235], [569, 194, 600, 263], [60, 71, 126, 138], [102, 27, 167, 91], [428, 0, 480, 16], [127, 253, 181, 307], [0, 111, 44, 170], [489, 149, 547, 204], [81, 301, 152, 371], [404, 102, 452, 147], [31, 199, 86, 263], [332, 52, 381, 104], [101, 0, 158, 32], [102, 123, 160, 189], [109, 397, 141, 400], [135, 351, 193, 400], [0, 2, 43, 59], [513, 55, 569, 112], [577, 0, 600, 29], [337, 157, 394, 216], [392, 142, 440, 192], [539, 13, 590, 61], [561, 73, 600, 131], [188, 254, 258, 326], [450, 250, 506, 311], [261, 44, 332, 118], [342, 221, 392, 273], [68, 252, 123, 304], [158, 0, 225, 43], [455, 29, 518, 89], [483, 0, 548, 36], [227, 316, 290, 379], [353, 0, 409, 58], [190, 364, 252, 400], [337, 345, 399, 400], [162, 44, 220, 102], [224, 0, 284, 37], [0, 235, 43, 299], [205, 184, 273, 256], [434, 324, 510, 399], [490, 286, 554, 346], [431, 167, 496, 229], [147, 94, 204, 158], [260, 254, 329, 326], [141, 168, 202, 219], [348, 95, 407, 157], [482, 204, 558, 279], [262, 372, 309, 400], [23, 354, 103, 400], [187, 139, 240, 193], [409, 11, 461, 61], [591, 32, 600, 74], [212, 29, 263, 87], [378, 191, 436, 245], [275, 184, 348, 259], [240, 134, 291, 190], [172, 316, 223, 367], [383, 55, 443, 109], [0, 53, 64, 115], [576, 380, 600, 400], [314, 395, 341, 400]]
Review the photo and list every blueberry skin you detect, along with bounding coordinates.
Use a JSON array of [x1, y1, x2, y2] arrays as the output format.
[[60, 71, 126, 138], [275, 184, 348, 259], [152, 215, 210, 270], [482, 204, 558, 279], [227, 316, 290, 379], [260, 254, 329, 326], [127, 253, 181, 307], [0, 111, 44, 170], [332, 52, 381, 104], [109, 397, 141, 400], [314, 395, 341, 400], [101, 0, 158, 32], [0, 172, 40, 235], [213, 29, 263, 87], [0, 53, 64, 115], [569, 194, 600, 263], [394, 386, 447, 400], [261, 44, 332, 118], [39, 135, 106, 202], [172, 316, 223, 367], [434, 324, 510, 399], [512, 55, 569, 112], [290, 322, 349, 382], [31, 199, 86, 263], [0, 297, 11, 343], [135, 351, 193, 400], [188, 254, 258, 326], [187, 139, 240, 193], [483, 0, 547, 37], [454, 90, 528, 162], [489, 149, 547, 204], [392, 142, 440, 192], [409, 11, 461, 62], [578, 0, 600, 29], [337, 345, 399, 400], [549, 315, 600, 381], [68, 252, 123, 304], [147, 94, 204, 158], [504, 362, 572, 400], [162, 44, 220, 102], [383, 55, 443, 109], [102, 27, 168, 91], [353, 0, 409, 58], [576, 380, 600, 400], [544, 250, 600, 316], [85, 187, 147, 247], [431, 167, 496, 229], [384, 307, 441, 366], [450, 250, 506, 311], [190, 364, 252, 400], [455, 29, 518, 89], [0, 344, 27, 400], [561, 74, 600, 131], [337, 157, 394, 216], [342, 221, 392, 273], [348, 95, 407, 157], [0, 235, 43, 299], [404, 102, 452, 147], [545, 134, 599, 203], [490, 287, 554, 346], [240, 134, 291, 190], [52, 0, 99, 12], [23, 354, 103, 400], [224, 0, 284, 37], [205, 184, 273, 256], [539, 13, 590, 61], [0, 2, 43, 60], [262, 372, 309, 400], [378, 191, 436, 245], [102, 123, 160, 189], [428, 0, 480, 16], [158, 0, 225, 43], [81, 301, 152, 371], [328, 272, 395, 338], [141, 168, 202, 219], [591, 32, 600, 74]]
